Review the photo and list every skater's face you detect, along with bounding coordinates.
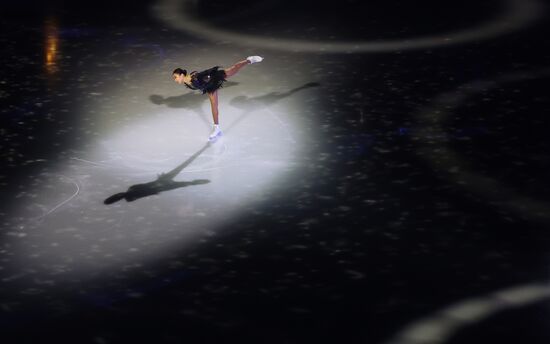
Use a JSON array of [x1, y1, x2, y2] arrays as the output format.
[[173, 73, 185, 84]]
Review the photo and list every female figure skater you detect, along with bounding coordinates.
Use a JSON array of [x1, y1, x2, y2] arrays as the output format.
[[173, 55, 264, 141]]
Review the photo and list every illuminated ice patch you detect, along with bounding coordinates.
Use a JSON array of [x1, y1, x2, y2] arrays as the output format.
[[4, 82, 313, 285]]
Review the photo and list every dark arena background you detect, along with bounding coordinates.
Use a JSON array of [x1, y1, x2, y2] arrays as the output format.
[[1, 0, 550, 343]]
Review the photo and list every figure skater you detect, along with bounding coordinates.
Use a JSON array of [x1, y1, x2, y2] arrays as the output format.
[[173, 55, 264, 141]]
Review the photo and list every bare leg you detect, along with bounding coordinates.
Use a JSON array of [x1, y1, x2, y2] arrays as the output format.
[[224, 59, 251, 78], [207, 90, 219, 124]]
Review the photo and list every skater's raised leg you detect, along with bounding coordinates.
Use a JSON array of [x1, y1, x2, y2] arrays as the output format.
[[224, 56, 263, 78]]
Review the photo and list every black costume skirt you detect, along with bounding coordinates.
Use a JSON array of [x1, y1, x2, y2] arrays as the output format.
[[191, 66, 227, 94]]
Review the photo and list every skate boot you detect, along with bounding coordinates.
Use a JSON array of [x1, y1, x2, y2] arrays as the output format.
[[208, 125, 223, 141], [246, 56, 264, 64]]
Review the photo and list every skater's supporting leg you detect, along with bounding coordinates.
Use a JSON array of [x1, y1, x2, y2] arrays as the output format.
[[207, 90, 222, 140], [208, 90, 219, 125]]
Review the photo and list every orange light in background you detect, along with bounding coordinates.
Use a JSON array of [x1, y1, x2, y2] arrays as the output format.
[[44, 18, 59, 74]]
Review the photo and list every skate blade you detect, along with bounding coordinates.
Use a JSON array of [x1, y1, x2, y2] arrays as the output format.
[[208, 132, 223, 142]]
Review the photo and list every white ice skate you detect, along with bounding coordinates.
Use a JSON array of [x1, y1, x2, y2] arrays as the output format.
[[208, 125, 223, 141], [246, 56, 263, 64]]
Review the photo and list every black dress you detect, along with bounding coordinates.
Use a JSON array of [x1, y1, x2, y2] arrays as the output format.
[[184, 66, 227, 94]]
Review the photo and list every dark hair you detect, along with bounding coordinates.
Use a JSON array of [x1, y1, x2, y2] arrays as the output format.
[[173, 68, 187, 76]]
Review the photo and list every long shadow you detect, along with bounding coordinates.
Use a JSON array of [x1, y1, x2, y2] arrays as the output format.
[[104, 143, 212, 204], [114, 82, 319, 204], [225, 82, 320, 133]]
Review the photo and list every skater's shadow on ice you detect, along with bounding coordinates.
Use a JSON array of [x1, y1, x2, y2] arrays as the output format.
[[229, 82, 320, 111], [225, 82, 320, 133], [104, 143, 211, 204]]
